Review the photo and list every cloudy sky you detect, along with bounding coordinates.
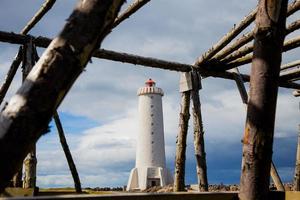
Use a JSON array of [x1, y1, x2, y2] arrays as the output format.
[[0, 0, 299, 188]]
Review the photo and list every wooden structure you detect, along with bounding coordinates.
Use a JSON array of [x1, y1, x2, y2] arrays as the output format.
[[0, 0, 299, 199], [2, 191, 300, 200]]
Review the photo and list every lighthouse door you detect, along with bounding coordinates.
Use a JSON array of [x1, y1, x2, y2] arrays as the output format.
[[147, 178, 160, 187]]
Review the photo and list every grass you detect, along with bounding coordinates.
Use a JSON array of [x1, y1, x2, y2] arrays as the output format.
[[38, 188, 115, 196]]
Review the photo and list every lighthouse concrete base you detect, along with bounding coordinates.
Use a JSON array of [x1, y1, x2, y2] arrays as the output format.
[[126, 167, 173, 191]]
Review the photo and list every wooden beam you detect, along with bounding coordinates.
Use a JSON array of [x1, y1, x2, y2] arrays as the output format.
[[294, 90, 300, 97], [270, 162, 285, 191], [211, 0, 300, 61], [174, 89, 191, 192], [0, 0, 125, 192], [281, 60, 300, 71], [230, 68, 285, 192], [0, 31, 299, 89], [280, 66, 300, 81], [53, 112, 82, 193], [20, 0, 56, 35], [287, 0, 300, 16], [0, 0, 148, 108], [113, 0, 150, 29], [218, 34, 300, 71], [239, 0, 288, 199], [191, 72, 208, 191], [220, 21, 300, 66], [194, 8, 257, 66], [22, 40, 37, 189], [0, 0, 57, 106], [213, 32, 253, 62]]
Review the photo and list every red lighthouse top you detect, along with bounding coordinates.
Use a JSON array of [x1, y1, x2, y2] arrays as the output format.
[[138, 78, 163, 96], [145, 78, 156, 87]]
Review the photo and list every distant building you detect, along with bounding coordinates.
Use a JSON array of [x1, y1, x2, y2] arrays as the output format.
[[127, 79, 173, 191]]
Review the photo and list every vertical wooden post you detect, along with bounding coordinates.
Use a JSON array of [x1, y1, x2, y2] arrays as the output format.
[[231, 68, 285, 191], [23, 147, 37, 189], [53, 111, 82, 193], [239, 0, 288, 199], [174, 89, 191, 192], [191, 71, 208, 191], [22, 40, 37, 189], [11, 170, 22, 187], [294, 124, 300, 191]]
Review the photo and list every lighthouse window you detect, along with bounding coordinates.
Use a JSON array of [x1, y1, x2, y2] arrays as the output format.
[[151, 132, 154, 135], [150, 96, 154, 99], [151, 123, 154, 126], [151, 105, 154, 108], [151, 114, 154, 117], [152, 141, 154, 144]]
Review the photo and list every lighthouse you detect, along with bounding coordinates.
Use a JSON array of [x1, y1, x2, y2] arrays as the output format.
[[127, 79, 173, 191]]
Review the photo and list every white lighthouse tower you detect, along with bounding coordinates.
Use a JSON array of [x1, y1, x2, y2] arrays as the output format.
[[127, 79, 173, 191]]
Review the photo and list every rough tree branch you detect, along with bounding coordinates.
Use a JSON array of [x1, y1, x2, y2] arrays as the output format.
[[0, 0, 124, 192]]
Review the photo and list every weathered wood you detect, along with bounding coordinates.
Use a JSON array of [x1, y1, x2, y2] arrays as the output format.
[[0, 31, 300, 89], [281, 60, 300, 71], [21, 40, 35, 80], [212, 0, 300, 61], [230, 68, 248, 105], [113, 0, 150, 29], [174, 91, 191, 192], [0, 47, 22, 105], [231, 68, 285, 192], [22, 40, 37, 189], [286, 19, 300, 35], [294, 90, 300, 97], [280, 66, 300, 81], [270, 162, 285, 191], [53, 111, 82, 193], [0, 0, 57, 106], [213, 32, 253, 61], [20, 0, 56, 35], [294, 125, 300, 191], [11, 169, 22, 188], [10, 49, 24, 188], [221, 23, 300, 66], [23, 147, 37, 189], [194, 8, 257, 66], [191, 71, 208, 192], [0, 0, 145, 108], [0, 0, 124, 192], [6, 191, 300, 200], [3, 0, 57, 106], [217, 34, 300, 71], [92, 49, 300, 89], [287, 0, 300, 16], [239, 0, 288, 199]]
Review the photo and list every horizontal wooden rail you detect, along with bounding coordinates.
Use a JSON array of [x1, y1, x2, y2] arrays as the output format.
[[0, 30, 299, 89]]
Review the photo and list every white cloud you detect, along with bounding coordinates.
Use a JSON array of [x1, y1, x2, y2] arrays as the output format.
[[76, 111, 138, 168], [37, 175, 74, 188], [36, 87, 299, 187]]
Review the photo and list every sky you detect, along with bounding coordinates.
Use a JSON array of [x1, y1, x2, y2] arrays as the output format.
[[0, 0, 299, 188]]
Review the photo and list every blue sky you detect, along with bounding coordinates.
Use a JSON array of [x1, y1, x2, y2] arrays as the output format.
[[0, 0, 299, 188]]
